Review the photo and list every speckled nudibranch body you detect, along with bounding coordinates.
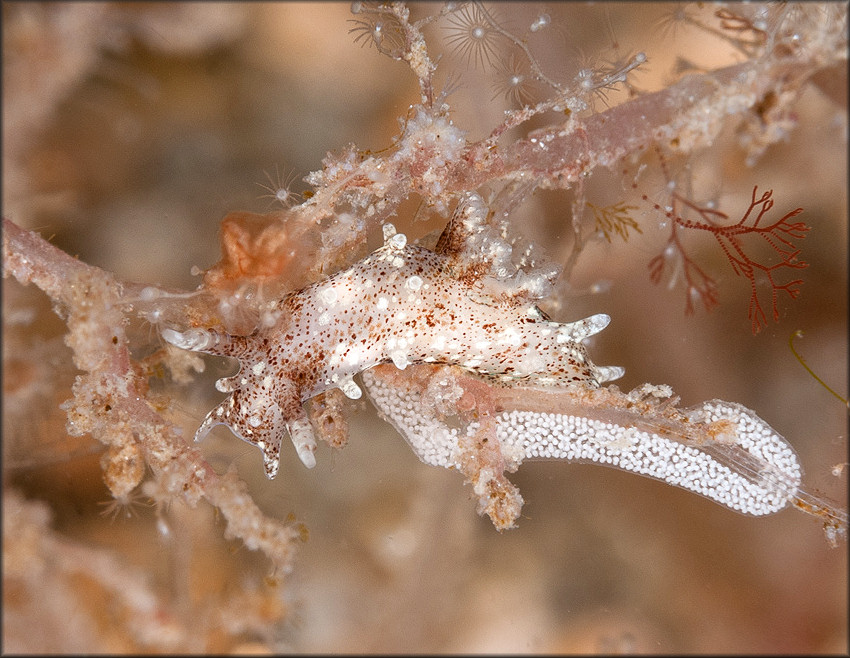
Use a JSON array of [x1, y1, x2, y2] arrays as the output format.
[[163, 194, 622, 478]]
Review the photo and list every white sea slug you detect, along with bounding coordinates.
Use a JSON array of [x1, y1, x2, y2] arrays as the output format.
[[163, 193, 806, 527], [163, 193, 622, 478]]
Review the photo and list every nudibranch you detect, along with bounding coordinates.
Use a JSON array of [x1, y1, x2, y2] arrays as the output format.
[[162, 192, 806, 526], [163, 193, 623, 477]]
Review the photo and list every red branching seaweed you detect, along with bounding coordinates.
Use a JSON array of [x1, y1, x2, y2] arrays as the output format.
[[647, 184, 809, 334]]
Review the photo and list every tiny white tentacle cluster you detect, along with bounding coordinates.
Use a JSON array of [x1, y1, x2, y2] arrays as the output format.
[[163, 192, 802, 524]]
